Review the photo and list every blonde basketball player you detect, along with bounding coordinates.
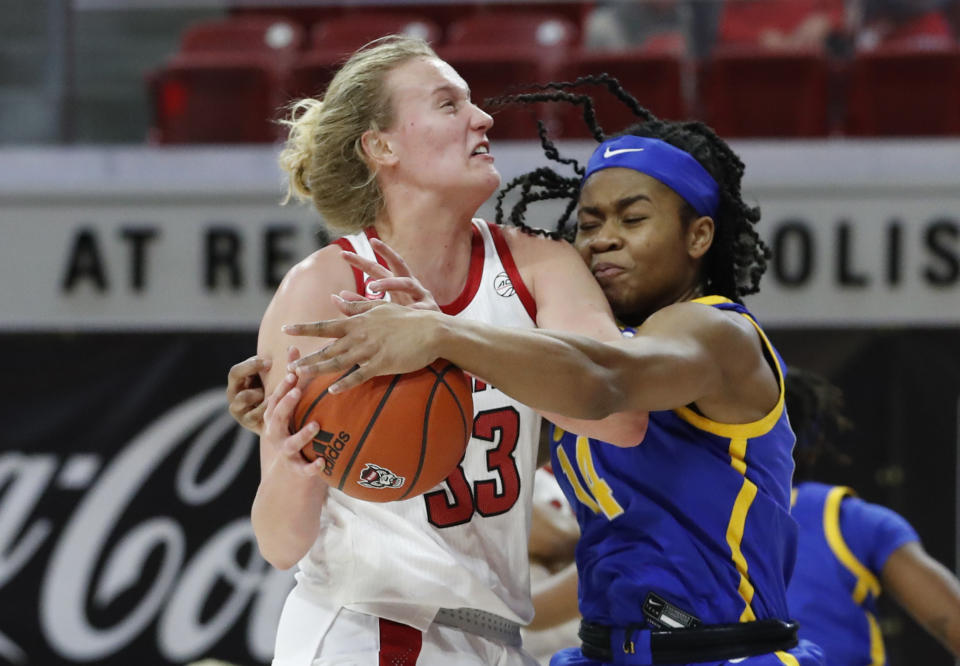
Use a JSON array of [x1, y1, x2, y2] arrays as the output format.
[[252, 36, 646, 666]]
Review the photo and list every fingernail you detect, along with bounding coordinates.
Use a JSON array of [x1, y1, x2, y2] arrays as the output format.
[[286, 373, 296, 383], [307, 422, 319, 432], [332, 294, 345, 303], [328, 383, 340, 394], [368, 283, 381, 294]]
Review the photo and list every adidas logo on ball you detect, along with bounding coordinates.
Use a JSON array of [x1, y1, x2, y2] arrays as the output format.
[[310, 429, 351, 476]]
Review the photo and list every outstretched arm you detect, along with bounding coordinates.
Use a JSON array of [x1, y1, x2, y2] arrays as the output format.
[[287, 297, 773, 438], [882, 541, 960, 656]]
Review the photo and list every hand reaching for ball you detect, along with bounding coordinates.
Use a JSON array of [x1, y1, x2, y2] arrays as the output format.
[[261, 370, 328, 478]]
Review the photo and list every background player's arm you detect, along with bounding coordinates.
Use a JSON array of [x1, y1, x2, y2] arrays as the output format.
[[251, 247, 353, 570], [529, 562, 580, 631], [881, 541, 960, 656]]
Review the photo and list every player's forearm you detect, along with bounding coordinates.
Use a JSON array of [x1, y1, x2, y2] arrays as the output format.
[[884, 542, 960, 657], [432, 315, 633, 420], [251, 458, 328, 570]]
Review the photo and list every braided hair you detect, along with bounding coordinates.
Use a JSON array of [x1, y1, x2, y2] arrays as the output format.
[[785, 368, 853, 482], [491, 74, 769, 302]]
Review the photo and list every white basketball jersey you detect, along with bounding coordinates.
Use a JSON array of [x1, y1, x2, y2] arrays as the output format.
[[296, 219, 541, 631]]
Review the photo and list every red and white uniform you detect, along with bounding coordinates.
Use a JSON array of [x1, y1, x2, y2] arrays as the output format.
[[273, 219, 541, 665]]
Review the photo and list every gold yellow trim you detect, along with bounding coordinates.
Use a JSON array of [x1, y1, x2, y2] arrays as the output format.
[[823, 486, 882, 604], [730, 436, 748, 475], [674, 296, 786, 438], [556, 446, 600, 514], [823, 486, 886, 663], [866, 610, 886, 666], [775, 651, 801, 666], [727, 475, 758, 621], [692, 295, 732, 306], [577, 436, 624, 519]]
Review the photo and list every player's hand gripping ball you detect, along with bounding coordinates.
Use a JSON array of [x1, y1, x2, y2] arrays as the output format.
[[291, 360, 473, 502]]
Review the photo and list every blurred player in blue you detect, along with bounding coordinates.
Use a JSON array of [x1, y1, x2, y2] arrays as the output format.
[[280, 75, 824, 666], [784, 368, 960, 664]]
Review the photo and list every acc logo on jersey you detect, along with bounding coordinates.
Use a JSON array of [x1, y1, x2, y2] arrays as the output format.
[[493, 272, 515, 298], [358, 463, 405, 489]]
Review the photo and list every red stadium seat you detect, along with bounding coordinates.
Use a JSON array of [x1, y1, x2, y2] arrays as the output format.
[[439, 12, 579, 140], [845, 45, 960, 136], [699, 46, 832, 137], [445, 11, 579, 50], [180, 15, 305, 54], [309, 13, 443, 51], [148, 17, 305, 143], [716, 0, 845, 48], [288, 14, 442, 101], [470, 2, 594, 29], [554, 48, 688, 138]]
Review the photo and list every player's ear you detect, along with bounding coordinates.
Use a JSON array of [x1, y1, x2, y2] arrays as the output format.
[[361, 129, 399, 168], [687, 215, 714, 259]]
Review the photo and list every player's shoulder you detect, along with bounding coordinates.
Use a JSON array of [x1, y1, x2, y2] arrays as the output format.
[[493, 222, 579, 264], [260, 244, 355, 331], [643, 299, 744, 338], [276, 243, 355, 298], [645, 300, 768, 373]]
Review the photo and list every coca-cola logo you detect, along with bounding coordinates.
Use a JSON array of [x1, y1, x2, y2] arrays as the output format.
[[0, 390, 295, 664]]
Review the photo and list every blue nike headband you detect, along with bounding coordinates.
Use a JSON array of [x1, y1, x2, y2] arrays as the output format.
[[582, 136, 720, 217]]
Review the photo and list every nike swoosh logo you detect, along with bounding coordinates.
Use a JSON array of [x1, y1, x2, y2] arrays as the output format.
[[604, 147, 645, 158]]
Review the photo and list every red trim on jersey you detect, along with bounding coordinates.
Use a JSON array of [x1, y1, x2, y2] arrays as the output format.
[[331, 237, 365, 294], [378, 618, 422, 666], [363, 227, 392, 271], [487, 223, 538, 322], [439, 225, 484, 316]]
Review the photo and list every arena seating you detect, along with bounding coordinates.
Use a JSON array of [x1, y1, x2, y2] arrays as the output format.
[[553, 48, 687, 138], [146, 3, 960, 143], [439, 12, 579, 139], [845, 44, 960, 136], [147, 16, 304, 143], [699, 46, 832, 137], [288, 14, 442, 100]]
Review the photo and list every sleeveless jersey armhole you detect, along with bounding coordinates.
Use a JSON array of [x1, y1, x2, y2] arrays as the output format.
[[331, 237, 364, 294], [486, 222, 537, 321]]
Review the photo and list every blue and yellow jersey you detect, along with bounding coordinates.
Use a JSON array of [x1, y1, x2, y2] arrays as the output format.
[[550, 296, 798, 629], [787, 482, 919, 665]]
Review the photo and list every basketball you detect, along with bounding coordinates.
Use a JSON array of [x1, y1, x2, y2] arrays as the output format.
[[290, 359, 473, 502]]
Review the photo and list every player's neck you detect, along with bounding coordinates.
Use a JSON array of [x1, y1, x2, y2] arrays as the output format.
[[373, 204, 476, 306]]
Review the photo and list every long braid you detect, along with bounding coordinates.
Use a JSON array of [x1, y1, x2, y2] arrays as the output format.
[[526, 74, 656, 125], [491, 89, 606, 143], [536, 119, 584, 176], [491, 75, 769, 301], [494, 167, 579, 239]]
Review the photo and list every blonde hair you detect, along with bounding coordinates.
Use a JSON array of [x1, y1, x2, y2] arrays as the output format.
[[278, 35, 437, 233]]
